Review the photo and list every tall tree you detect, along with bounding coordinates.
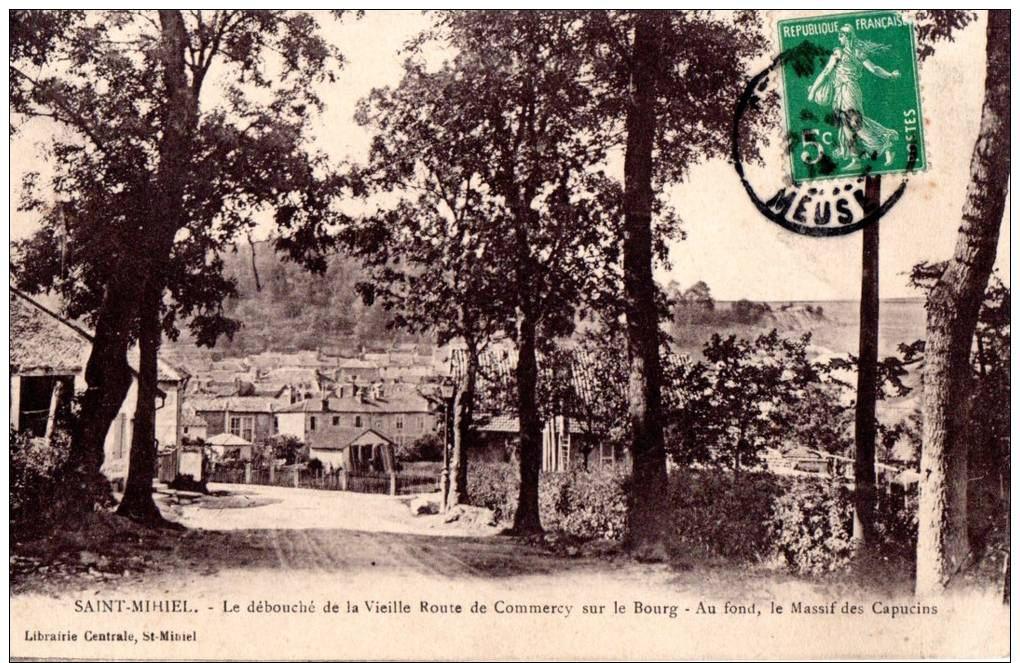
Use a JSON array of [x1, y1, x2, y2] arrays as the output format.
[[581, 10, 767, 557], [11, 10, 348, 522], [351, 60, 511, 507], [411, 12, 621, 533], [916, 11, 1010, 596]]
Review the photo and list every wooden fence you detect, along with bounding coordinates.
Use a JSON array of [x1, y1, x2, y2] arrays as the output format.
[[205, 464, 439, 496]]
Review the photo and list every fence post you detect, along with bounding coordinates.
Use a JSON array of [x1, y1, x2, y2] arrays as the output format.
[[293, 468, 300, 488], [389, 471, 397, 496], [244, 462, 252, 484], [269, 463, 275, 484], [339, 469, 348, 491]]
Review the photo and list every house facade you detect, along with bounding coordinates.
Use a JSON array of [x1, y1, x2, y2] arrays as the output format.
[[188, 395, 284, 448], [276, 393, 437, 449]]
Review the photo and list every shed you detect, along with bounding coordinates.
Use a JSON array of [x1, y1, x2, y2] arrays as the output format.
[[309, 428, 395, 473]]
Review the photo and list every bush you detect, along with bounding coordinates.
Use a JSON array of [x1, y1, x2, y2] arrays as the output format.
[[467, 463, 629, 540], [468, 463, 519, 523], [469, 462, 918, 575], [9, 428, 108, 540], [396, 432, 444, 463], [770, 478, 854, 574], [11, 428, 70, 524], [667, 470, 784, 562]]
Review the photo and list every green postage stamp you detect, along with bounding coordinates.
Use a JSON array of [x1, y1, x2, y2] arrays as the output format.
[[778, 11, 926, 182]]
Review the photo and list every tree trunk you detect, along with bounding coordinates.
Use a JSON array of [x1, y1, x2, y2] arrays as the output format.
[[510, 311, 544, 535], [916, 10, 1010, 596], [69, 280, 137, 493], [622, 12, 669, 560], [118, 10, 196, 525], [448, 340, 478, 507], [117, 278, 164, 524], [852, 178, 880, 547]]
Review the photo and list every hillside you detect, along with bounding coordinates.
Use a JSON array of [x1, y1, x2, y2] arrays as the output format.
[[171, 241, 422, 358], [170, 241, 927, 365], [670, 299, 927, 360]]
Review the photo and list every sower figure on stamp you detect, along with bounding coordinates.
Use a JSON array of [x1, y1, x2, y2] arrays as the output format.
[[808, 24, 901, 171]]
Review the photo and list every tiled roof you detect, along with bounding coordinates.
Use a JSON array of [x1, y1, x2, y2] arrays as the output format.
[[189, 395, 286, 413], [279, 394, 433, 414], [309, 428, 393, 450], [10, 288, 91, 374], [11, 288, 184, 383], [475, 413, 520, 433], [207, 432, 253, 447]]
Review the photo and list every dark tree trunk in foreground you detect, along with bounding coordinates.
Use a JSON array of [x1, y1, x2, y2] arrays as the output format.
[[510, 311, 544, 535], [622, 12, 669, 559], [68, 281, 137, 498], [119, 10, 197, 524], [852, 178, 880, 547], [448, 341, 478, 507], [916, 10, 1010, 596], [117, 279, 164, 523]]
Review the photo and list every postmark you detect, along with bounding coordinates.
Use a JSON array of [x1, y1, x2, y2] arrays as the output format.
[[732, 10, 925, 237]]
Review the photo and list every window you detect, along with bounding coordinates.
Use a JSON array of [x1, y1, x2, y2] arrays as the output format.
[[354, 415, 363, 428], [396, 415, 404, 430], [273, 416, 279, 432], [310, 416, 316, 431], [417, 417, 425, 431], [332, 415, 340, 426], [229, 416, 255, 442]]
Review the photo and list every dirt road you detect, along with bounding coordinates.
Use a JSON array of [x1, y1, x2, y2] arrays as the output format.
[[10, 484, 1010, 659]]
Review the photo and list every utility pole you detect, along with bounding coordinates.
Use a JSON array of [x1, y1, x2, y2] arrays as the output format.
[[853, 175, 881, 546]]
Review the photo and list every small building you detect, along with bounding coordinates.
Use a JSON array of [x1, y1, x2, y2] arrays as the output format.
[[206, 432, 254, 462], [309, 429, 396, 473], [474, 413, 619, 472]]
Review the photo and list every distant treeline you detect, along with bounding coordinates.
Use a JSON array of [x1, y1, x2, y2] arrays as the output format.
[[207, 241, 424, 356]]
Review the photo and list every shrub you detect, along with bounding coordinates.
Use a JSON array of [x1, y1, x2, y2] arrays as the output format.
[[468, 462, 519, 523], [467, 463, 629, 540], [666, 470, 784, 562], [470, 462, 917, 575], [11, 428, 69, 520], [770, 477, 854, 574], [396, 432, 444, 463]]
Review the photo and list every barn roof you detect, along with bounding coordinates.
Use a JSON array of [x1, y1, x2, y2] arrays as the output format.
[[10, 288, 92, 374], [10, 288, 183, 383]]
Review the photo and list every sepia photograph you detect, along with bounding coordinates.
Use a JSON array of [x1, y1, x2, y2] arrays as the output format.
[[8, 8, 1011, 660]]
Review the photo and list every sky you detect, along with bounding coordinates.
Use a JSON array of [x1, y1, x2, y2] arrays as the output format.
[[9, 10, 1010, 302]]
